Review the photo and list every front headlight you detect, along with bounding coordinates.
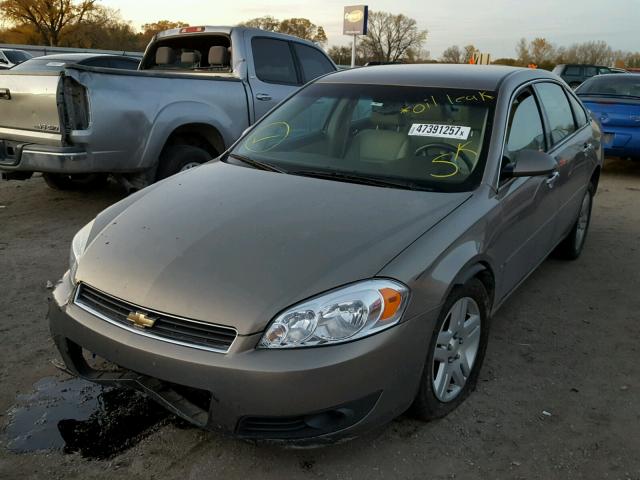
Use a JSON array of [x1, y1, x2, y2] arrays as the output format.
[[260, 279, 409, 349], [69, 219, 95, 283]]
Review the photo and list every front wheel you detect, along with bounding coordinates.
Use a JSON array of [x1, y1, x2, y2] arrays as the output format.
[[410, 278, 490, 421], [554, 185, 593, 260], [156, 145, 212, 180]]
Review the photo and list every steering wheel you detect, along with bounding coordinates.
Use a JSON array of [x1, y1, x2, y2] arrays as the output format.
[[414, 142, 474, 172]]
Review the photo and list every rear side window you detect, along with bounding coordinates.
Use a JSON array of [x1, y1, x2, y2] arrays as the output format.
[[505, 89, 546, 155], [564, 66, 581, 76], [536, 83, 576, 146], [567, 94, 589, 127], [293, 44, 334, 83], [584, 66, 597, 77], [252, 38, 298, 85]]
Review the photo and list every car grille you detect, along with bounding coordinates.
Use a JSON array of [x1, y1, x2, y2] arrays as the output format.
[[74, 284, 237, 353]]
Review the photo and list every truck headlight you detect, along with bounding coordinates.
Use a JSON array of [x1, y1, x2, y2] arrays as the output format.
[[69, 219, 94, 283], [259, 279, 409, 348]]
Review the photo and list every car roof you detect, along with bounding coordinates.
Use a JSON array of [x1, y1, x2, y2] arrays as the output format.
[[316, 64, 556, 91]]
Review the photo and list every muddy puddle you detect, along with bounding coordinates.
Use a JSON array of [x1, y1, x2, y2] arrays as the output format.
[[5, 376, 185, 460]]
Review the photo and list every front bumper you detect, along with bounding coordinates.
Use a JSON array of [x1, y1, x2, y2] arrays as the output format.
[[49, 273, 436, 443]]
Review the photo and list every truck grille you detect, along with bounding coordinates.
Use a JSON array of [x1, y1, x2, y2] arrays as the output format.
[[74, 284, 237, 353]]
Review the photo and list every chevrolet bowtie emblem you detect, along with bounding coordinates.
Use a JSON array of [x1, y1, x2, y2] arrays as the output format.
[[126, 311, 156, 329]]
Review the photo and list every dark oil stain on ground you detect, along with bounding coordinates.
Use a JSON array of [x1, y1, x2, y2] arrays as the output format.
[[5, 376, 185, 460]]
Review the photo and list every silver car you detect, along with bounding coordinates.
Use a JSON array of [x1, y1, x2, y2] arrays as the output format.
[[49, 64, 602, 443]]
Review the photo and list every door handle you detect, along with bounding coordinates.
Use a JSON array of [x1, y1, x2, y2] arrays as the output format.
[[545, 171, 560, 188], [582, 142, 593, 152], [255, 93, 272, 101], [0, 88, 11, 100]]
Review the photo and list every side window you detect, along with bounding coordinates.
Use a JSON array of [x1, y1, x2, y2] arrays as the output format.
[[351, 98, 373, 122], [252, 38, 298, 85], [584, 66, 597, 77], [568, 94, 589, 127], [597, 67, 610, 75], [536, 83, 577, 146], [82, 58, 112, 68], [293, 44, 334, 83], [565, 66, 581, 76], [505, 89, 546, 156], [111, 58, 140, 70]]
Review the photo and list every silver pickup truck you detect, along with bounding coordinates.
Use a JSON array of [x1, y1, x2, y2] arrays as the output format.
[[0, 26, 336, 189]]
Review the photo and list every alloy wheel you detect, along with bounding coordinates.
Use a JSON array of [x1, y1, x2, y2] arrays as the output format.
[[432, 297, 482, 402]]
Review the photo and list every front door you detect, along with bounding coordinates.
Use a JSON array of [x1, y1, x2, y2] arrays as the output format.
[[492, 87, 561, 299], [246, 36, 300, 121]]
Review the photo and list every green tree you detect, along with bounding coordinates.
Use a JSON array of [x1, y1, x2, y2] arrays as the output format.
[[0, 0, 97, 46], [240, 15, 280, 32], [359, 11, 428, 63], [138, 20, 189, 46]]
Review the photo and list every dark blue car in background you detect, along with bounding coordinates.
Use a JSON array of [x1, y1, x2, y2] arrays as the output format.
[[576, 74, 640, 160]]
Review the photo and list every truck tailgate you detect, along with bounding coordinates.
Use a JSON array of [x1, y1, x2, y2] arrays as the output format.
[[0, 73, 63, 146]]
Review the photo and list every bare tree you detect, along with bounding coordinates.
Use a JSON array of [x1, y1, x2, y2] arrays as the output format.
[[463, 44, 478, 63], [0, 0, 97, 46], [529, 37, 556, 65], [239, 16, 327, 45], [441, 45, 462, 64], [359, 11, 428, 63], [560, 40, 614, 65], [515, 37, 530, 65], [240, 16, 280, 32]]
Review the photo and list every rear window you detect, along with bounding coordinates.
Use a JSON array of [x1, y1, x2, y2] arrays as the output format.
[[576, 76, 640, 98], [4, 50, 31, 64], [143, 35, 231, 71]]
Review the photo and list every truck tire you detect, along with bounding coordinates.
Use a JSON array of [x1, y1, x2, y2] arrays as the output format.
[[42, 173, 108, 191], [156, 145, 211, 180]]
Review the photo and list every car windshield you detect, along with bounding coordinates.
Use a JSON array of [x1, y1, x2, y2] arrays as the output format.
[[576, 76, 640, 98], [230, 83, 496, 192], [4, 50, 31, 64]]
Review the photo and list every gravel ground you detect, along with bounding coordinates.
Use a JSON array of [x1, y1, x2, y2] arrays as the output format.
[[1, 158, 639, 480]]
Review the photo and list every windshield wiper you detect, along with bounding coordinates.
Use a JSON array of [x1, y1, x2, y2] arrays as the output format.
[[290, 169, 433, 191], [226, 153, 287, 173]]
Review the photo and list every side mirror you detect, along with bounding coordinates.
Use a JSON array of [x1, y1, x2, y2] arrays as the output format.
[[502, 150, 557, 178]]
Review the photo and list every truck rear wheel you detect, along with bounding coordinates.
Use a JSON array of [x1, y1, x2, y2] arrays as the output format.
[[156, 145, 211, 180], [42, 173, 108, 191]]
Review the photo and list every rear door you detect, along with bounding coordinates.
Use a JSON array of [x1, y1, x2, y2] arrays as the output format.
[[247, 36, 301, 121], [0, 73, 63, 146], [534, 82, 591, 243]]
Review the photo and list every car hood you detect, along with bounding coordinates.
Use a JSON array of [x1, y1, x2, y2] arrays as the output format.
[[77, 162, 471, 334]]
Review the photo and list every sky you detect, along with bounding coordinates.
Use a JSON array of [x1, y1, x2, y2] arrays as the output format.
[[102, 0, 640, 58]]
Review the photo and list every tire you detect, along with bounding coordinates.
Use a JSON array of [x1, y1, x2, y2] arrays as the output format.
[[156, 144, 211, 180], [410, 278, 490, 421], [554, 185, 594, 260], [42, 173, 108, 191]]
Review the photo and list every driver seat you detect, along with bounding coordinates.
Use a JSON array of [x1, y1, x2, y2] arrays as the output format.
[[345, 112, 409, 164]]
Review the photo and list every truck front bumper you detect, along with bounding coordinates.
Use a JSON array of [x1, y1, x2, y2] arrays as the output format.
[[49, 273, 436, 444]]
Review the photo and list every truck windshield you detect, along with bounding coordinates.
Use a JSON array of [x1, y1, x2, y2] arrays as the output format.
[[231, 83, 496, 192]]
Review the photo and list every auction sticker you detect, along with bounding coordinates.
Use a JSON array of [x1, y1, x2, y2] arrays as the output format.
[[408, 123, 470, 140]]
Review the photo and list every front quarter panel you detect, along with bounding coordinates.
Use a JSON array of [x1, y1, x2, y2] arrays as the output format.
[[379, 186, 501, 320]]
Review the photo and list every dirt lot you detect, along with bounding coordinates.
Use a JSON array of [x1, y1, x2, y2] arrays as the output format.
[[1, 159, 639, 480]]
